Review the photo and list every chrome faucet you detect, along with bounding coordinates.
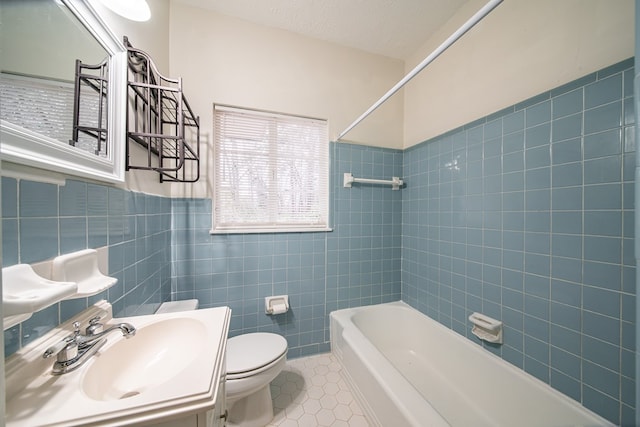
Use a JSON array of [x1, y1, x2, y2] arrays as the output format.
[[43, 316, 136, 375], [76, 320, 136, 346]]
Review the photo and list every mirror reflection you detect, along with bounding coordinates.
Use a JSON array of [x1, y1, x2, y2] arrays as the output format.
[[0, 0, 110, 157]]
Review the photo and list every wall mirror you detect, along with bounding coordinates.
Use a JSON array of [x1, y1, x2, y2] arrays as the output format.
[[0, 0, 126, 183]]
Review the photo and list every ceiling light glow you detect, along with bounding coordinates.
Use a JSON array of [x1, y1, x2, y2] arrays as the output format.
[[98, 0, 151, 22]]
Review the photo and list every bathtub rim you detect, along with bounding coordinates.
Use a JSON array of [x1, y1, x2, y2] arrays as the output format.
[[330, 300, 615, 427]]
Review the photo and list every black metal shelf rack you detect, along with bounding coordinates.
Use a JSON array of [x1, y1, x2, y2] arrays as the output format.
[[72, 58, 109, 157], [124, 36, 200, 182]]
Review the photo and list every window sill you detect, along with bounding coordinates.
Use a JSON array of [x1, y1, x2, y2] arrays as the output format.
[[209, 227, 333, 235]]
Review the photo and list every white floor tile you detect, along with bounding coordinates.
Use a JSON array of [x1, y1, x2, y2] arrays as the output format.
[[265, 353, 372, 427]]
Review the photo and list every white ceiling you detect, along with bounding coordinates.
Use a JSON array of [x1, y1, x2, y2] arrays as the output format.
[[173, 0, 469, 60]]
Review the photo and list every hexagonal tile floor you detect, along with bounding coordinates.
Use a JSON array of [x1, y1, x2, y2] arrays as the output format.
[[266, 353, 372, 427]]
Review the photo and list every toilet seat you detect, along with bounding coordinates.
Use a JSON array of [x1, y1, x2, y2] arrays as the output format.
[[227, 333, 287, 379]]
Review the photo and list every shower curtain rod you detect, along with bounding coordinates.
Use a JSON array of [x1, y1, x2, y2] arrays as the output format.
[[334, 0, 503, 142]]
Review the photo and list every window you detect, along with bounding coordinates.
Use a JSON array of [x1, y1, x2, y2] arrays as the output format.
[[212, 105, 329, 233]]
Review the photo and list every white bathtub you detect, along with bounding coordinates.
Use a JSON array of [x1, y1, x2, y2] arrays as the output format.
[[330, 301, 613, 427]]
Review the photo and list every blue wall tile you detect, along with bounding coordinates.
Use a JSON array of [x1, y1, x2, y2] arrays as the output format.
[[583, 386, 620, 425], [2, 218, 19, 266], [552, 113, 582, 142], [584, 129, 622, 159], [551, 369, 582, 402], [584, 156, 622, 184], [2, 177, 17, 218], [550, 301, 581, 331], [552, 162, 582, 188], [20, 180, 57, 217], [585, 74, 622, 109], [551, 257, 582, 283], [551, 186, 582, 210], [583, 360, 620, 402], [526, 100, 552, 127], [584, 211, 622, 237], [401, 59, 633, 424], [86, 183, 108, 216], [526, 123, 551, 149], [19, 218, 58, 263], [551, 234, 582, 258], [584, 183, 622, 209], [59, 180, 87, 217], [5, 179, 172, 356], [552, 138, 582, 165], [553, 89, 583, 119], [59, 217, 87, 253], [584, 102, 623, 134], [21, 305, 58, 347], [551, 279, 581, 307]]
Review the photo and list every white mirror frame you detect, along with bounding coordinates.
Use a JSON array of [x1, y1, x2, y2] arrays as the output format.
[[0, 0, 126, 183]]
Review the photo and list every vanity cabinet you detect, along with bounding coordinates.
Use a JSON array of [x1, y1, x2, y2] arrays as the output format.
[[209, 374, 228, 427], [156, 371, 227, 427]]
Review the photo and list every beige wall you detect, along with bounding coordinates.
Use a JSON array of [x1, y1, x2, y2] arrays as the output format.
[[403, 0, 635, 148], [6, 0, 632, 193], [89, 0, 171, 75], [167, 2, 405, 198]]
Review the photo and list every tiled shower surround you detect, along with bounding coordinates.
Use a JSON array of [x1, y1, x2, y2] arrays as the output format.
[[402, 58, 635, 425], [2, 59, 634, 424]]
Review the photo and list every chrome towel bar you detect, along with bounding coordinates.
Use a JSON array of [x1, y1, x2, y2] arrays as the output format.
[[343, 172, 403, 190]]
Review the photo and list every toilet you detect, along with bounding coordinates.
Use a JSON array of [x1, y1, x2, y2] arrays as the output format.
[[155, 300, 288, 426], [225, 332, 288, 427]]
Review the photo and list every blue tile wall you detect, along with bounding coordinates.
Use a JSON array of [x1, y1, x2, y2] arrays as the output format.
[[170, 142, 403, 358], [4, 143, 403, 359], [3, 179, 172, 357], [402, 58, 635, 425], [328, 143, 403, 312]]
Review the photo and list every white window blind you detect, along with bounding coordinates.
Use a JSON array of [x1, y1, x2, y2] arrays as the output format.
[[213, 105, 329, 233]]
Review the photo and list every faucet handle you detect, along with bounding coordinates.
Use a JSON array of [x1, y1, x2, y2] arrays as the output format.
[[43, 335, 78, 361], [42, 320, 80, 359], [43, 320, 82, 359], [85, 316, 104, 335], [43, 338, 69, 359]]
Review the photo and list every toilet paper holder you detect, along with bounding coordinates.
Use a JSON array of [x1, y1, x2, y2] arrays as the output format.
[[265, 295, 289, 315]]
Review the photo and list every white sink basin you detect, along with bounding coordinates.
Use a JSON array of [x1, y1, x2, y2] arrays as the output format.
[[5, 301, 231, 427], [82, 318, 206, 401]]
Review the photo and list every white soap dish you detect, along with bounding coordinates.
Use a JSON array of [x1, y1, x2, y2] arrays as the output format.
[[52, 249, 117, 298], [2, 264, 77, 318], [468, 312, 503, 344]]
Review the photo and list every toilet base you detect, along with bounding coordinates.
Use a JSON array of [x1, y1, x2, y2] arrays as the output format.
[[227, 384, 274, 427]]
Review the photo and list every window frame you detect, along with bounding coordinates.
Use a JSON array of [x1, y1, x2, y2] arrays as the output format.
[[211, 104, 331, 234]]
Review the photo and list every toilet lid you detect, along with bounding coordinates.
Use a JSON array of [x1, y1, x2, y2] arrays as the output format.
[[226, 332, 288, 374]]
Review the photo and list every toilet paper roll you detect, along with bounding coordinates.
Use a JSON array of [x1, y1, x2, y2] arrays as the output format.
[[269, 301, 288, 315]]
